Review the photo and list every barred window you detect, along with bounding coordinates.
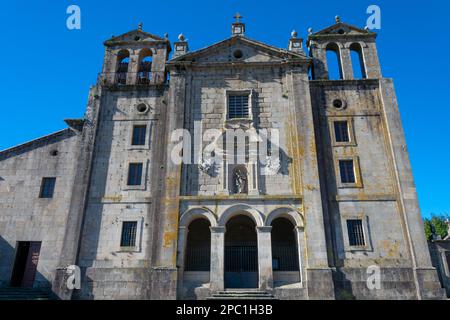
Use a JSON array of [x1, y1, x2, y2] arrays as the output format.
[[120, 221, 137, 247], [228, 94, 249, 119], [339, 160, 356, 184], [39, 177, 56, 198], [334, 121, 350, 143], [127, 163, 143, 186], [132, 125, 147, 146], [347, 219, 365, 246]]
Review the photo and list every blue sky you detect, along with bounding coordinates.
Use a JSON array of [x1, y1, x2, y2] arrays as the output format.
[[0, 1, 449, 217]]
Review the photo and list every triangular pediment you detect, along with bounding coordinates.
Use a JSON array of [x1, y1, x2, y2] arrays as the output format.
[[104, 29, 166, 45], [313, 22, 372, 36], [170, 36, 307, 64]]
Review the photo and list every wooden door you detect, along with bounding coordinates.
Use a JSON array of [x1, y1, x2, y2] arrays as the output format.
[[21, 242, 41, 287]]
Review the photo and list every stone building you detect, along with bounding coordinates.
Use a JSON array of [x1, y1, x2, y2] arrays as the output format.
[[0, 16, 446, 300]]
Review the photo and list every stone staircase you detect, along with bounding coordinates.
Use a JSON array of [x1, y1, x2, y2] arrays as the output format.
[[208, 290, 276, 300], [0, 288, 54, 300]]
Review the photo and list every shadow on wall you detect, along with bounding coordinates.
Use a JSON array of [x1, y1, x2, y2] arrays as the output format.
[[332, 269, 356, 300], [0, 236, 52, 292]]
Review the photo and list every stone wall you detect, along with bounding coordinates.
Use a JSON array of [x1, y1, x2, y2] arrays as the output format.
[[0, 129, 81, 288]]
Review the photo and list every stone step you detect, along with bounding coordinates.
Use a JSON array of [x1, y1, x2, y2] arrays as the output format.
[[208, 290, 276, 300], [0, 288, 54, 300], [218, 291, 271, 295]]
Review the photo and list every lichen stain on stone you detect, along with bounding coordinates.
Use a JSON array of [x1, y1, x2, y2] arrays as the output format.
[[285, 119, 302, 194], [380, 240, 400, 258], [163, 231, 177, 248], [103, 195, 123, 202]]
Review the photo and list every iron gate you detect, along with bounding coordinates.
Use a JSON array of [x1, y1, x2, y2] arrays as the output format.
[[185, 245, 210, 271], [271, 244, 299, 271], [225, 245, 258, 272]]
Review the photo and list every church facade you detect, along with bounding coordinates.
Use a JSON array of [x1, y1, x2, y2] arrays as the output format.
[[0, 17, 446, 300]]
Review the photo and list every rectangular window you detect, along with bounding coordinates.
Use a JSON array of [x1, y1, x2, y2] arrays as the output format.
[[347, 219, 365, 246], [334, 121, 350, 143], [339, 160, 356, 184], [39, 177, 56, 198], [132, 125, 147, 146], [120, 221, 137, 247], [127, 163, 143, 186], [228, 94, 249, 119]]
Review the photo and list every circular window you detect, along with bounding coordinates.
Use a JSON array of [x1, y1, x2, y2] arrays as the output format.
[[332, 99, 346, 110], [136, 103, 149, 114], [50, 150, 58, 157], [338, 29, 345, 35], [233, 49, 243, 59]]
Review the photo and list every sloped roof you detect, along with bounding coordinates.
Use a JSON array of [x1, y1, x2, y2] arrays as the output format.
[[0, 128, 77, 161], [169, 35, 307, 63], [104, 29, 169, 46], [309, 21, 376, 40]]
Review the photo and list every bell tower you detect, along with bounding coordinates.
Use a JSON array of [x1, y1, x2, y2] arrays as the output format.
[[101, 23, 171, 86], [307, 16, 381, 80]]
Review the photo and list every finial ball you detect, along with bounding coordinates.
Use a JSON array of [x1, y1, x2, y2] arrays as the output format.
[[335, 16, 341, 23], [308, 27, 313, 35], [291, 30, 297, 38], [178, 33, 185, 41]]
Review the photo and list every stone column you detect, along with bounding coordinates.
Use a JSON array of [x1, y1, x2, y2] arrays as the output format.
[[210, 226, 226, 292], [288, 68, 335, 299], [294, 226, 304, 283], [221, 160, 229, 195], [247, 162, 259, 195], [256, 226, 273, 290], [340, 48, 354, 80], [128, 52, 139, 85], [310, 44, 328, 80], [176, 226, 188, 297], [364, 42, 382, 79]]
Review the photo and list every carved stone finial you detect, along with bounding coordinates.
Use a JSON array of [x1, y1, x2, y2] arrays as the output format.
[[291, 30, 297, 38], [138, 22, 143, 31], [178, 33, 185, 41], [164, 33, 169, 39], [335, 16, 341, 23], [308, 27, 313, 35]]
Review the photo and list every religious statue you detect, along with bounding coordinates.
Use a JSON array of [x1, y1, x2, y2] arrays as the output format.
[[234, 167, 248, 194]]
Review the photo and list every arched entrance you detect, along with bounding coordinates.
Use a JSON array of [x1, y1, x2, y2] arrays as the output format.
[[224, 215, 258, 288], [185, 219, 211, 271], [271, 218, 300, 285]]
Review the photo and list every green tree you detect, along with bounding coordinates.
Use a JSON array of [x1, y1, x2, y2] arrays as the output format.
[[424, 219, 433, 241], [424, 214, 449, 241]]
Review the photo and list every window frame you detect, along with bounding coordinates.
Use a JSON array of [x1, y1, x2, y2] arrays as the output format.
[[341, 214, 372, 252], [346, 219, 365, 247], [128, 121, 152, 150], [131, 124, 147, 146], [127, 162, 144, 186], [120, 221, 138, 247], [39, 177, 56, 199], [117, 217, 144, 252], [226, 90, 253, 121], [335, 156, 363, 189], [123, 160, 148, 191], [329, 116, 356, 147]]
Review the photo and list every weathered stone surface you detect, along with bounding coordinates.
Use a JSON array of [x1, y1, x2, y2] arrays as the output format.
[[0, 18, 445, 300]]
